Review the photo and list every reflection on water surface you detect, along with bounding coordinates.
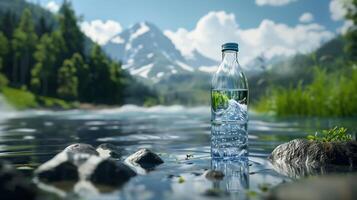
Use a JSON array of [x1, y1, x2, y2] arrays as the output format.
[[0, 106, 356, 199]]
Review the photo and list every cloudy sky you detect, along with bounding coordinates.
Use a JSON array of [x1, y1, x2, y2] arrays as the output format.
[[28, 0, 351, 64]]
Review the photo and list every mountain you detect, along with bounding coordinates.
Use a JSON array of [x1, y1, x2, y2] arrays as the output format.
[[103, 22, 217, 81], [0, 0, 55, 24]]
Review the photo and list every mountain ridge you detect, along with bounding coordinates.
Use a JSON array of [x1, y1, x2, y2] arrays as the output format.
[[103, 21, 218, 81]]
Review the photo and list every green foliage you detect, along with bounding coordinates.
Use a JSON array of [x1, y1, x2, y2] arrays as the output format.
[[211, 90, 229, 110], [37, 96, 74, 109], [307, 126, 352, 142], [59, 1, 85, 58], [12, 8, 38, 85], [31, 32, 65, 95], [0, 73, 8, 88], [345, 0, 357, 61], [0, 32, 9, 59], [0, 1, 157, 108], [57, 57, 78, 101], [255, 66, 357, 117], [86, 44, 123, 104], [2, 87, 37, 109]]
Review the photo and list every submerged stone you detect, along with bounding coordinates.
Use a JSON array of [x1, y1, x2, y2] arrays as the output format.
[[0, 160, 37, 200], [63, 143, 99, 156], [36, 143, 137, 187], [266, 174, 357, 200], [96, 143, 122, 159], [204, 170, 225, 181], [80, 156, 136, 186], [35, 152, 79, 182], [125, 148, 164, 169]]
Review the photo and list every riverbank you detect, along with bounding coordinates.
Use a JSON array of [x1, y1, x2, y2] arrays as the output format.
[[0, 86, 77, 110]]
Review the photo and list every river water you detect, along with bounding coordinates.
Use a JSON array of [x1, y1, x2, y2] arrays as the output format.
[[0, 105, 356, 199]]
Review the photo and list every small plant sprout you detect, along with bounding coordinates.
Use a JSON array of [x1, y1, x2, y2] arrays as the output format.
[[307, 126, 352, 142]]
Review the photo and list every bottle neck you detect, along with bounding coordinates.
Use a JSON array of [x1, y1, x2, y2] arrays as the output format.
[[222, 50, 238, 66]]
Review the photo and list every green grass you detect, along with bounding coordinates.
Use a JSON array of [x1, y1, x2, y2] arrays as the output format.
[[307, 126, 352, 142], [254, 65, 357, 117], [1, 86, 76, 110], [37, 96, 76, 110], [1, 87, 38, 109]]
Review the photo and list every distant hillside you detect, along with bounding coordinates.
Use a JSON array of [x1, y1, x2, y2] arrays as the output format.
[[0, 0, 55, 25], [249, 36, 346, 103]]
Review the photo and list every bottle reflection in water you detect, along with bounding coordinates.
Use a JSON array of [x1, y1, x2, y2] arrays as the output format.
[[211, 159, 249, 199], [211, 43, 249, 159]]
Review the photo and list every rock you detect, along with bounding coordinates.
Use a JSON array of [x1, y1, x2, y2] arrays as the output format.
[[269, 139, 357, 178], [96, 143, 122, 159], [125, 148, 164, 169], [63, 143, 99, 156], [204, 170, 225, 181], [35, 152, 79, 182], [269, 139, 357, 168], [79, 156, 136, 186], [266, 174, 357, 200], [203, 188, 229, 197], [0, 160, 37, 200]]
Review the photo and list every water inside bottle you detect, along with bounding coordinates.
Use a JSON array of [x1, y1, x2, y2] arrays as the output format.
[[211, 89, 248, 159]]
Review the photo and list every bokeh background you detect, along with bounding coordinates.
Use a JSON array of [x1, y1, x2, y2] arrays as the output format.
[[0, 0, 356, 117]]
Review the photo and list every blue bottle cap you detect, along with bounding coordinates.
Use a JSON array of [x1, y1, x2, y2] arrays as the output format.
[[222, 43, 239, 52]]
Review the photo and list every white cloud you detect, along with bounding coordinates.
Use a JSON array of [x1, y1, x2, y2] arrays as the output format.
[[299, 12, 314, 23], [338, 20, 353, 34], [329, 0, 348, 21], [45, 1, 60, 13], [255, 0, 297, 6], [80, 20, 122, 45], [329, 0, 354, 34], [111, 36, 125, 44], [165, 11, 334, 65]]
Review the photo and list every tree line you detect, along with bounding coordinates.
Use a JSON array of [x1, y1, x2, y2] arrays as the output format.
[[0, 1, 155, 105], [254, 0, 357, 117]]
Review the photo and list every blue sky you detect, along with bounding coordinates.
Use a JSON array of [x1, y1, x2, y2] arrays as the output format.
[[27, 0, 350, 64], [31, 0, 342, 31]]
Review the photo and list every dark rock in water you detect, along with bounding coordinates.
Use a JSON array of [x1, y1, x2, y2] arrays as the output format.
[[0, 160, 37, 200], [203, 188, 229, 197], [125, 148, 164, 169], [269, 139, 357, 167], [79, 156, 136, 186], [266, 174, 357, 200], [269, 139, 357, 178], [204, 170, 225, 181], [35, 152, 79, 182], [96, 143, 122, 159], [63, 143, 99, 156]]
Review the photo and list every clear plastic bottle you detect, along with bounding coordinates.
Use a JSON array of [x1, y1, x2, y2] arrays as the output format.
[[211, 42, 249, 160]]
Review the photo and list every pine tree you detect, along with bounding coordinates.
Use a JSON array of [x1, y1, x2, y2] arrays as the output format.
[[12, 8, 38, 86], [0, 11, 17, 80], [70, 53, 89, 101], [345, 0, 357, 61], [87, 45, 120, 104], [36, 15, 53, 36], [58, 1, 85, 59], [0, 10, 18, 39], [0, 32, 9, 71], [31, 31, 66, 95], [57, 58, 78, 101]]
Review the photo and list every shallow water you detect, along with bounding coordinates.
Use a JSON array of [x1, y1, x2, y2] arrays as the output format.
[[0, 105, 356, 199]]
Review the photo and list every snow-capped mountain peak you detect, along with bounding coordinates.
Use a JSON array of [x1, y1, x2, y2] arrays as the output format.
[[103, 21, 218, 81]]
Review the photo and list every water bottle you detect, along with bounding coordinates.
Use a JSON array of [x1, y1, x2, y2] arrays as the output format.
[[211, 42, 249, 160]]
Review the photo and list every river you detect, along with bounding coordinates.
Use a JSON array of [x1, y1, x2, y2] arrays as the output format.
[[0, 105, 356, 199]]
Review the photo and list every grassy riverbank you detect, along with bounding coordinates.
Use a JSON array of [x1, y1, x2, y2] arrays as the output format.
[[254, 66, 357, 117], [1, 86, 76, 110]]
